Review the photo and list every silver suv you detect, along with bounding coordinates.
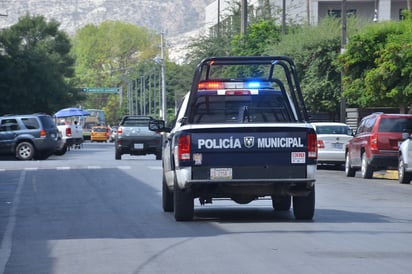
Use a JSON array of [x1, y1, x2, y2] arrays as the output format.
[[0, 113, 59, 160]]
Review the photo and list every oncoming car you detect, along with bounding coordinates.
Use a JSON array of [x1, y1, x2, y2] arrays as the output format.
[[90, 126, 109, 142], [312, 122, 353, 168]]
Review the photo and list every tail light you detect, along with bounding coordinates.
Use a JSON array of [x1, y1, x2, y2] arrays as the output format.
[[117, 127, 123, 135], [40, 129, 46, 138], [307, 133, 317, 158], [66, 127, 72, 137], [178, 135, 191, 161], [317, 139, 325, 149], [370, 133, 378, 151]]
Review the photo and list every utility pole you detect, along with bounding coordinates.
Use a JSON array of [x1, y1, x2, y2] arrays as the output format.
[[241, 0, 247, 35], [160, 31, 166, 121], [340, 0, 347, 123], [282, 0, 286, 35]]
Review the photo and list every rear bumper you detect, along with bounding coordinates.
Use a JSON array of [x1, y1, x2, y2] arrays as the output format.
[[64, 137, 84, 145], [174, 165, 316, 197], [369, 154, 398, 169], [116, 137, 162, 155]]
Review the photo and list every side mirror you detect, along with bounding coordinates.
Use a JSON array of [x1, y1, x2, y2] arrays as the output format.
[[148, 119, 171, 132]]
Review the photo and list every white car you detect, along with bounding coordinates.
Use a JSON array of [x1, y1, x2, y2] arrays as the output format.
[[398, 132, 412, 184], [312, 122, 353, 167]]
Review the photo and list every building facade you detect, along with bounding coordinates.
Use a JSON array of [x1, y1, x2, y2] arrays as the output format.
[[205, 0, 409, 33]]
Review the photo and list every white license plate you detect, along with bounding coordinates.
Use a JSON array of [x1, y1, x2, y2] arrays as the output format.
[[210, 168, 232, 180], [134, 143, 144, 149], [332, 143, 343, 149]]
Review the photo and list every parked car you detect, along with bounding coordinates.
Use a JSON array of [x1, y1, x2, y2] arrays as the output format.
[[312, 122, 353, 167], [345, 112, 412, 178], [398, 131, 412, 184], [109, 126, 118, 142], [115, 115, 162, 160], [0, 113, 59, 160], [90, 126, 109, 142]]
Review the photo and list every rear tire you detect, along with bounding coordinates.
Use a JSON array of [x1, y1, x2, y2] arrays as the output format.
[[115, 150, 121, 160], [361, 152, 373, 179], [54, 144, 67, 156], [16, 142, 34, 160], [156, 151, 162, 160], [345, 153, 356, 177], [398, 156, 412, 184], [293, 187, 315, 220], [162, 174, 174, 212], [173, 178, 194, 221], [271, 195, 291, 211]]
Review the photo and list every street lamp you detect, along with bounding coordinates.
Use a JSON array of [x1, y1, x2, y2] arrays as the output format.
[[154, 31, 167, 121], [340, 0, 347, 123]]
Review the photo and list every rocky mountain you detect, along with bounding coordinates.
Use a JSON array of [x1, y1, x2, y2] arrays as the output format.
[[0, 0, 214, 62]]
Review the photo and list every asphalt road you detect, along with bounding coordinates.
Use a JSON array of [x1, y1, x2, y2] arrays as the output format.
[[0, 142, 411, 274]]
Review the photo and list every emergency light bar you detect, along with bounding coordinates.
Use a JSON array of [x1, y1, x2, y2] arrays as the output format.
[[198, 80, 272, 91]]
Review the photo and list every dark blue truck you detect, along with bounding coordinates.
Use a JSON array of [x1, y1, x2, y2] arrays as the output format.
[[149, 56, 317, 221]]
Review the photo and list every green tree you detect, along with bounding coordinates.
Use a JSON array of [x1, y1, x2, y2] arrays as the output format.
[[0, 14, 79, 115], [265, 17, 365, 117], [71, 21, 160, 119], [231, 19, 282, 56], [340, 13, 412, 113]]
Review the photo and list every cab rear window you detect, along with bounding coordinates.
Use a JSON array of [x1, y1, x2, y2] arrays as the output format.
[[191, 93, 294, 124]]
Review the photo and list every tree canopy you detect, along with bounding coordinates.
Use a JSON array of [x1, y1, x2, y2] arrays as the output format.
[[340, 13, 412, 113], [0, 14, 80, 115]]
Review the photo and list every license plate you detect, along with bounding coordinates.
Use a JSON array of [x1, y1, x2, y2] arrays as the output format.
[[332, 143, 343, 149], [134, 143, 144, 149], [210, 168, 232, 180]]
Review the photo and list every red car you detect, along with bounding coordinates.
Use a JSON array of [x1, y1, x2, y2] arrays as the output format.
[[345, 112, 412, 178]]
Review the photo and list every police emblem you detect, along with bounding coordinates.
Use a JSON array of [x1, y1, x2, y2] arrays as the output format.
[[244, 136, 254, 148]]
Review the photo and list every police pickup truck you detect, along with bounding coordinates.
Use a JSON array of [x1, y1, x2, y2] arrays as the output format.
[[149, 56, 317, 221]]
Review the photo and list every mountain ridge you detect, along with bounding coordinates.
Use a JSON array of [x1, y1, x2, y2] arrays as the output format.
[[0, 0, 214, 62]]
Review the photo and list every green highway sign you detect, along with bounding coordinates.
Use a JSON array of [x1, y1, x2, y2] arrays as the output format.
[[82, 87, 119, 93]]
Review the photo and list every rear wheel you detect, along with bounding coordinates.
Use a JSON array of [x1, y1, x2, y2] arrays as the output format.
[[398, 156, 412, 184], [361, 152, 373, 179], [54, 144, 67, 156], [293, 187, 315, 220], [173, 178, 194, 221], [115, 149, 121, 160], [271, 195, 291, 211], [345, 153, 356, 177], [15, 142, 34, 160], [155, 151, 162, 160], [162, 174, 174, 212]]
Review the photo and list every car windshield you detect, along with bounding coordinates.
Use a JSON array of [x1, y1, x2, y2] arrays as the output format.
[[93, 127, 106, 132], [378, 118, 412, 132], [191, 92, 294, 124], [316, 125, 351, 135], [123, 120, 150, 127]]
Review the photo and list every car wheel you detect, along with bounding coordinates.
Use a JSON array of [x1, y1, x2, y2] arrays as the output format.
[[115, 150, 121, 160], [293, 187, 315, 220], [155, 151, 162, 160], [54, 144, 67, 156], [173, 177, 194, 221], [271, 195, 291, 211], [361, 152, 373, 179], [398, 156, 412, 184], [16, 142, 35, 160], [162, 174, 174, 212], [345, 153, 356, 177]]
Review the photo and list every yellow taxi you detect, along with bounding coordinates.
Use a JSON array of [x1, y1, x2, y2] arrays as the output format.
[[90, 126, 109, 142]]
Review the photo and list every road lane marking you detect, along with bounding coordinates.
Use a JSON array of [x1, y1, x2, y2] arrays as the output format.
[[0, 170, 25, 273], [87, 166, 101, 169], [117, 166, 131, 170], [56, 167, 71, 170]]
